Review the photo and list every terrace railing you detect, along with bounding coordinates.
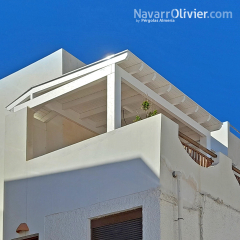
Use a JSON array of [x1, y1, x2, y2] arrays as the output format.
[[181, 142, 214, 167], [179, 132, 216, 168], [233, 166, 240, 185], [179, 132, 240, 185]]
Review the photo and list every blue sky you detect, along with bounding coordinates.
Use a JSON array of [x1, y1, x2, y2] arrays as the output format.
[[0, 0, 239, 132]]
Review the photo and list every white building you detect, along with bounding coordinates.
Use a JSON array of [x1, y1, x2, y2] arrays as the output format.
[[1, 49, 240, 240]]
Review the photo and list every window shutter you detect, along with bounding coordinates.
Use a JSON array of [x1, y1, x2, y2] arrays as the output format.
[[12, 234, 39, 240], [27, 237, 38, 240], [91, 208, 142, 240]]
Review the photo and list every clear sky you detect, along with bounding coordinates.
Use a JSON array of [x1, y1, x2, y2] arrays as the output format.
[[0, 0, 239, 132]]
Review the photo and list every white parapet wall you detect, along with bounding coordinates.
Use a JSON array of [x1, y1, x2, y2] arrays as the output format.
[[4, 112, 240, 240], [0, 49, 86, 240], [159, 115, 240, 240], [228, 132, 240, 168], [4, 109, 162, 240]]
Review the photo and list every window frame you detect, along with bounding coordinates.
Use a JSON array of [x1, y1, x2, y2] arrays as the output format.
[[12, 233, 39, 240], [91, 208, 142, 240]]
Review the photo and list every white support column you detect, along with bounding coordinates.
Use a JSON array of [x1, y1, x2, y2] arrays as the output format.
[[107, 64, 121, 132]]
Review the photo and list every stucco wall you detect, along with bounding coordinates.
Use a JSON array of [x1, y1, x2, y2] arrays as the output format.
[[0, 49, 63, 240], [45, 188, 161, 240], [160, 193, 200, 240], [211, 121, 240, 166], [228, 132, 240, 168], [160, 192, 240, 240], [160, 115, 240, 211], [210, 136, 228, 156], [31, 114, 97, 158], [159, 115, 240, 240], [4, 113, 240, 240], [44, 180, 240, 240], [4, 111, 162, 240], [62, 49, 85, 74], [0, 49, 89, 240]]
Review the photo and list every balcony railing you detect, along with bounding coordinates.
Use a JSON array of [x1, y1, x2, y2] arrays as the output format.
[[179, 132, 215, 168], [181, 142, 214, 168], [233, 166, 240, 185], [179, 132, 240, 185]]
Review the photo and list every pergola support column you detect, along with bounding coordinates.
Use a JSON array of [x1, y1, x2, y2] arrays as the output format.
[[107, 64, 121, 132]]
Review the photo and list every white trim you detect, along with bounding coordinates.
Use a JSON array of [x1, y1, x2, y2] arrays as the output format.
[[7, 52, 129, 111], [13, 66, 112, 112]]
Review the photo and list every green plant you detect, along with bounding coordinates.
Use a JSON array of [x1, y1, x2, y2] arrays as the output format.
[[147, 110, 158, 117], [133, 100, 157, 122], [141, 101, 150, 111], [134, 115, 142, 122]]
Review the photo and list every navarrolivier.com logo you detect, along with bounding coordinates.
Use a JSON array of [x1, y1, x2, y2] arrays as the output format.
[[134, 9, 233, 23]]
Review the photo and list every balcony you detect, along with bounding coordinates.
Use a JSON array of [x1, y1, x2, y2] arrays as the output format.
[[179, 131, 240, 185], [181, 142, 214, 168], [233, 166, 240, 185]]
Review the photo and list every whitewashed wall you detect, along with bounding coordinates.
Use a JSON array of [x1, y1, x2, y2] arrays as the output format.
[[5, 113, 240, 240], [0, 49, 86, 240], [228, 132, 240, 168], [160, 192, 240, 240], [4, 111, 162, 240], [159, 115, 240, 240], [45, 188, 161, 240], [31, 113, 97, 159]]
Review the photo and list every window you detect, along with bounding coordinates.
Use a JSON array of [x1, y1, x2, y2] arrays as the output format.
[[91, 208, 142, 240], [12, 234, 39, 240]]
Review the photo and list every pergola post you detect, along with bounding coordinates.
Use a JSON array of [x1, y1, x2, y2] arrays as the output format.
[[107, 64, 121, 132]]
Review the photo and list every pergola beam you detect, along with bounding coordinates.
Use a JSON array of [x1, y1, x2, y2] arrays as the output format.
[[168, 95, 186, 106], [182, 106, 199, 115], [194, 115, 211, 124], [79, 106, 107, 119], [7, 52, 129, 111], [13, 66, 112, 112], [45, 101, 105, 134], [62, 90, 106, 110], [78, 94, 142, 119], [40, 111, 58, 123], [139, 73, 156, 84], [123, 106, 135, 113], [157, 84, 172, 95], [124, 62, 144, 75], [95, 119, 107, 128], [115, 65, 210, 137]]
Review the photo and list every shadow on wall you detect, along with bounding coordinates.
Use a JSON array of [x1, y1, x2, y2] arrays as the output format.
[[4, 158, 159, 240]]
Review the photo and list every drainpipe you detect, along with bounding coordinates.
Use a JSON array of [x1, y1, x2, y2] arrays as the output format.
[[173, 171, 183, 240]]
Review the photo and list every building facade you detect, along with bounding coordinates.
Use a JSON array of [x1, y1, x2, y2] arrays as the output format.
[[1, 49, 240, 240]]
